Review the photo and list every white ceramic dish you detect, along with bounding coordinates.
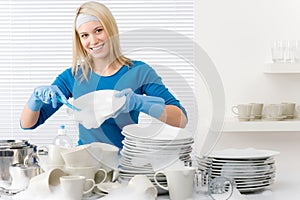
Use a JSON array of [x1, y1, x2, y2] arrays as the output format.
[[73, 90, 126, 118], [123, 137, 193, 147], [122, 123, 193, 141], [208, 148, 280, 159], [264, 116, 287, 121], [198, 158, 275, 166]]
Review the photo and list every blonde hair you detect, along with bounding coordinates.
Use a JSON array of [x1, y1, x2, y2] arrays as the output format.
[[72, 1, 132, 80]]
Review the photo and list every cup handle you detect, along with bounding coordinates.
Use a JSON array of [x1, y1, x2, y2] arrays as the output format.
[[153, 171, 168, 191], [83, 179, 95, 195], [231, 106, 239, 115], [95, 169, 107, 184]]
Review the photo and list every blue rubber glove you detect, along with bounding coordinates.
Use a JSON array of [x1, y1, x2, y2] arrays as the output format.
[[27, 85, 67, 111], [114, 88, 165, 118]]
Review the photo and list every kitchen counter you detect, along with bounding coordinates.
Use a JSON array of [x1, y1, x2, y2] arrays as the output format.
[[0, 185, 295, 200], [0, 169, 298, 200]]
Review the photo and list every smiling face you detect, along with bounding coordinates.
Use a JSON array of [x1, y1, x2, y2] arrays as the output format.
[[77, 20, 110, 61]]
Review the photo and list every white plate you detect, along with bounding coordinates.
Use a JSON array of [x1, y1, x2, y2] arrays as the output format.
[[234, 176, 275, 183], [235, 179, 274, 186], [200, 159, 275, 166], [217, 168, 276, 176], [123, 139, 193, 147], [96, 182, 124, 194], [217, 161, 275, 170], [264, 116, 287, 121], [208, 148, 280, 159], [123, 142, 192, 152], [123, 136, 194, 145], [237, 183, 272, 192], [210, 158, 275, 165], [73, 90, 126, 118], [122, 123, 194, 141], [211, 171, 275, 179], [211, 164, 276, 171]]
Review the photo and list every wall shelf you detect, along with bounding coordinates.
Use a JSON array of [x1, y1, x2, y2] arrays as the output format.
[[264, 63, 300, 74], [222, 118, 300, 132]]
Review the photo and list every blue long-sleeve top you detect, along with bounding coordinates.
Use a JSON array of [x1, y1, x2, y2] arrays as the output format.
[[29, 60, 187, 149]]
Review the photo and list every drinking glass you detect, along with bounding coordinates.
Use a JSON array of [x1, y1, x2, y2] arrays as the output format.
[[271, 40, 285, 63], [194, 168, 234, 200]]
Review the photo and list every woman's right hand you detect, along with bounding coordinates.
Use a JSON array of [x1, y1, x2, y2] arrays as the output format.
[[27, 85, 67, 111]]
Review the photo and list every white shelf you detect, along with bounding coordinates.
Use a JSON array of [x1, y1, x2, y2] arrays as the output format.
[[264, 63, 300, 74], [222, 118, 300, 132]]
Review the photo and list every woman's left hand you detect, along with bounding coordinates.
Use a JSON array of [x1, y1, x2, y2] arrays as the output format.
[[114, 88, 165, 118]]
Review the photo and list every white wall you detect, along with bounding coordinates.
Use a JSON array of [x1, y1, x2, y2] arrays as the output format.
[[197, 0, 300, 113], [195, 0, 300, 195]]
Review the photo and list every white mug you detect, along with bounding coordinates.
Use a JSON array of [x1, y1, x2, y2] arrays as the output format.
[[264, 104, 283, 119], [66, 166, 107, 181], [154, 167, 195, 200], [281, 102, 296, 118], [231, 104, 252, 120], [60, 175, 95, 200], [127, 175, 158, 198], [28, 168, 66, 195], [250, 103, 263, 119]]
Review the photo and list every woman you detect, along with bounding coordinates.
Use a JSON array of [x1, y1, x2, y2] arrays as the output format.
[[20, 1, 187, 149]]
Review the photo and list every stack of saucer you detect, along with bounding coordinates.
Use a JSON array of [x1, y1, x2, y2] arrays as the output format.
[[196, 148, 279, 193], [118, 123, 194, 194]]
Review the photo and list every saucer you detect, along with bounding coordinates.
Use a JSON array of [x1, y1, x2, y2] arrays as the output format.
[[237, 117, 251, 121], [285, 115, 294, 119], [252, 115, 262, 119], [265, 116, 286, 121]]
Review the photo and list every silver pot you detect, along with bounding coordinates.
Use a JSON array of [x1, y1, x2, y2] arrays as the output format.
[[0, 140, 36, 183], [9, 162, 42, 191]]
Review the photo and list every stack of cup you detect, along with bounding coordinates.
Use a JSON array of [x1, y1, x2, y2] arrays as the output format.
[[264, 102, 296, 120], [61, 143, 119, 197], [231, 103, 263, 121]]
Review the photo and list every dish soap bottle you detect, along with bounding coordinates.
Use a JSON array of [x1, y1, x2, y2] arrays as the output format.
[[52, 125, 73, 148]]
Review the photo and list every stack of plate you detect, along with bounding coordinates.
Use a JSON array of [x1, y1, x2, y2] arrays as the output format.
[[196, 148, 279, 193], [118, 123, 194, 193]]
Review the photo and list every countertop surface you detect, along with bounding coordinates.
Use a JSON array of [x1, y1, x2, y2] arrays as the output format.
[[0, 169, 298, 200]]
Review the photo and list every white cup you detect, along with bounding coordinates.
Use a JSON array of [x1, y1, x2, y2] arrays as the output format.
[[271, 40, 285, 63], [66, 166, 107, 182], [61, 144, 99, 167], [250, 103, 263, 119], [28, 168, 66, 195], [127, 175, 158, 198], [231, 104, 252, 121], [60, 175, 95, 200], [154, 167, 195, 200], [281, 102, 296, 119], [264, 104, 284, 119]]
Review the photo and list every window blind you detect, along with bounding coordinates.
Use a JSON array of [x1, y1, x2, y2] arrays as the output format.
[[0, 0, 195, 146]]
